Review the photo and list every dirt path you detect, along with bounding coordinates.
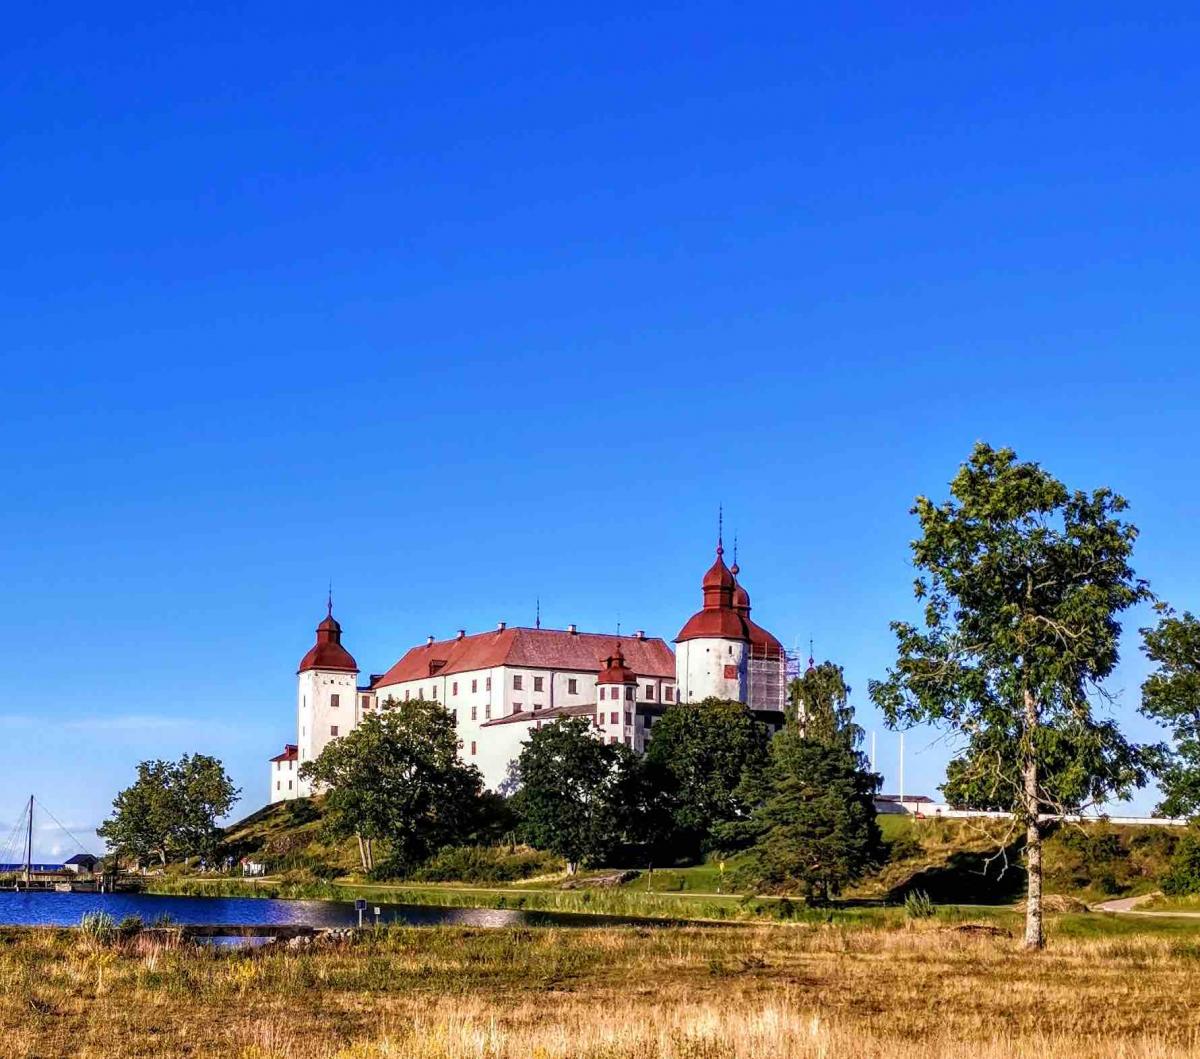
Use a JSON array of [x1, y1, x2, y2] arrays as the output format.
[[1093, 893, 1200, 918]]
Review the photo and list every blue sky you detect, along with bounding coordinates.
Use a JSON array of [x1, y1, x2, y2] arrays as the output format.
[[2, 4, 1198, 856]]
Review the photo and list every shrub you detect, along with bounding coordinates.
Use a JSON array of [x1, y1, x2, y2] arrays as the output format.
[[407, 845, 563, 884], [1161, 830, 1200, 896], [116, 915, 144, 937], [904, 890, 936, 919]]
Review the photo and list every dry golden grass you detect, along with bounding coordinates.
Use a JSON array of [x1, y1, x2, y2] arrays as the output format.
[[3, 923, 1200, 1058]]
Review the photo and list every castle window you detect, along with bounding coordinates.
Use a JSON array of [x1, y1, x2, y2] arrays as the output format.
[[470, 741, 477, 756], [625, 712, 632, 725], [486, 677, 492, 691], [609, 737, 618, 745], [452, 682, 458, 696], [471, 706, 477, 721], [533, 703, 541, 711], [288, 780, 292, 790], [471, 679, 478, 693], [599, 688, 606, 701], [665, 687, 674, 701], [513, 675, 523, 691], [276, 781, 280, 791], [568, 678, 578, 694], [645, 685, 654, 699], [610, 712, 618, 724], [451, 709, 457, 723], [432, 686, 438, 699], [485, 704, 491, 719], [625, 687, 634, 701], [513, 702, 523, 713], [330, 694, 340, 708], [330, 725, 339, 737], [361, 695, 369, 709], [405, 690, 410, 701], [533, 676, 544, 692]]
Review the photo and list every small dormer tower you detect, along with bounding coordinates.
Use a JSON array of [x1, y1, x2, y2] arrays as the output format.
[[595, 641, 639, 747]]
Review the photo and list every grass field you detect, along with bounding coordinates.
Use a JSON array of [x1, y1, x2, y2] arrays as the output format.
[[4, 919, 1200, 1058]]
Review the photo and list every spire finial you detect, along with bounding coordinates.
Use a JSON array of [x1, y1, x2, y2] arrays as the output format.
[[808, 637, 815, 671], [717, 505, 724, 557], [327, 580, 333, 618], [535, 597, 541, 630], [732, 532, 739, 569]]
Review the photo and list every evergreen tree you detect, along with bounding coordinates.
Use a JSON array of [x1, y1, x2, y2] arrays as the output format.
[[727, 730, 881, 900]]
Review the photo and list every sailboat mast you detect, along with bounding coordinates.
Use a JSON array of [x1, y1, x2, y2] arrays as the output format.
[[24, 795, 33, 881]]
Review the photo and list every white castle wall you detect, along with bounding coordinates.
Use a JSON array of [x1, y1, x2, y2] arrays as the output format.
[[675, 637, 746, 703]]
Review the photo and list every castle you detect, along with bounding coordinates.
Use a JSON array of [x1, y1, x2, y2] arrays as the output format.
[[269, 536, 788, 801]]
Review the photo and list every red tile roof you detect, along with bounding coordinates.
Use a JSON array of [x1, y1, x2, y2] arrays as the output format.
[[270, 744, 298, 763], [372, 628, 675, 686]]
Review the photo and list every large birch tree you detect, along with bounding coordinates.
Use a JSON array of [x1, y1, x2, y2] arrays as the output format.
[[869, 443, 1153, 949]]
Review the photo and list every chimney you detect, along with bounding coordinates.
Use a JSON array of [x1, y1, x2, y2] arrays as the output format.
[[497, 621, 507, 631], [456, 629, 465, 640], [427, 635, 435, 646], [568, 623, 577, 635], [635, 630, 645, 640]]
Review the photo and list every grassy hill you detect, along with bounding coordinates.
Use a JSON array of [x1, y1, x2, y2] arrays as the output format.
[[210, 799, 1187, 906]]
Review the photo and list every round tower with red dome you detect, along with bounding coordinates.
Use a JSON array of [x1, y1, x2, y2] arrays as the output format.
[[293, 596, 359, 797], [674, 532, 751, 704], [674, 530, 787, 718]]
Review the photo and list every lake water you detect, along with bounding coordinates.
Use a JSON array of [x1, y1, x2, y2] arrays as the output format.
[[0, 890, 660, 929]]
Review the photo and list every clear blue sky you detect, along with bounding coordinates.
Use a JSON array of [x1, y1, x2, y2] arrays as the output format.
[[3, 4, 1198, 857]]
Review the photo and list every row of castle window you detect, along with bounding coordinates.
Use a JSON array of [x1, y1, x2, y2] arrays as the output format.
[[276, 780, 293, 791]]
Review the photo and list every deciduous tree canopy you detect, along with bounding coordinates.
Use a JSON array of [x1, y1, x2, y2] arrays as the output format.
[[869, 442, 1155, 949], [1141, 610, 1200, 818], [299, 698, 485, 873], [97, 754, 238, 865]]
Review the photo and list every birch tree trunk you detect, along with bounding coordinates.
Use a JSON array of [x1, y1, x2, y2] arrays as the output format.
[[356, 833, 368, 872], [1023, 688, 1044, 951]]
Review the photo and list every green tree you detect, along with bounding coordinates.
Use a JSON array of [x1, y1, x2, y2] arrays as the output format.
[[643, 698, 771, 859], [508, 717, 630, 874], [97, 755, 239, 866], [869, 443, 1154, 949], [725, 730, 881, 900], [941, 720, 1152, 814], [299, 697, 484, 874], [788, 661, 863, 752], [1141, 610, 1200, 817]]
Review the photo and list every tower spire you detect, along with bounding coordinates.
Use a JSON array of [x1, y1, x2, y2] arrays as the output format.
[[327, 580, 333, 618], [535, 597, 541, 630], [717, 505, 724, 557]]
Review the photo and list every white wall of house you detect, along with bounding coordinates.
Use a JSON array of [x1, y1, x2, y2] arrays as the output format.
[[269, 757, 298, 803]]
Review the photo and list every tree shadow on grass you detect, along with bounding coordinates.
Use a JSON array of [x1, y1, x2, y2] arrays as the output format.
[[886, 842, 1027, 905]]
